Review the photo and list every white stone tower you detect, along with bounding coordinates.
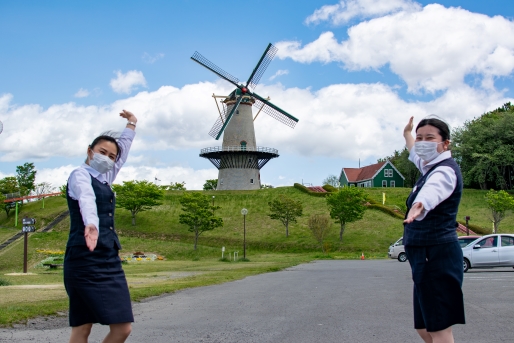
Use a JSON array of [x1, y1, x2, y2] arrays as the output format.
[[192, 44, 299, 190]]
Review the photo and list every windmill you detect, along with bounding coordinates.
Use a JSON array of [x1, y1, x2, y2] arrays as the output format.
[[192, 43, 299, 190]]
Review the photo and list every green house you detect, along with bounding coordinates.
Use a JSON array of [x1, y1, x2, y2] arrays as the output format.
[[339, 160, 404, 187]]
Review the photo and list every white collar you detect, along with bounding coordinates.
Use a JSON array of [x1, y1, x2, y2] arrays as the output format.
[[421, 150, 452, 174], [81, 163, 107, 183]]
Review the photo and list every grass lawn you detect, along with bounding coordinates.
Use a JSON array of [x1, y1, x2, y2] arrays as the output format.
[[0, 185, 512, 326]]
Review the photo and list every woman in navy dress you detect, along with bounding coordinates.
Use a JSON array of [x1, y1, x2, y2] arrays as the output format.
[[403, 116, 465, 343], [64, 110, 137, 343]]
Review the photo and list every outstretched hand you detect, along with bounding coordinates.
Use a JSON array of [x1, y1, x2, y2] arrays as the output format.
[[403, 202, 424, 224], [119, 109, 137, 123], [404, 116, 414, 134], [84, 224, 99, 251]]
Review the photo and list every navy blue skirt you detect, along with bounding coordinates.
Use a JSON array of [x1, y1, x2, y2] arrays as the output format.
[[64, 245, 134, 327], [405, 241, 465, 332]]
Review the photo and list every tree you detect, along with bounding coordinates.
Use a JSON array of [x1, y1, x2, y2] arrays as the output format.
[[378, 148, 420, 187], [322, 175, 339, 187], [203, 179, 218, 190], [268, 195, 303, 237], [59, 184, 67, 198], [452, 103, 514, 190], [326, 187, 367, 241], [308, 214, 332, 253], [167, 181, 186, 191], [178, 192, 223, 250], [0, 176, 19, 196], [260, 184, 274, 189], [16, 162, 37, 195], [112, 180, 164, 226], [485, 189, 514, 233], [33, 182, 54, 200]]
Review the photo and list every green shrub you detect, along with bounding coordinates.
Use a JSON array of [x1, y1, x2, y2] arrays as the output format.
[[0, 278, 11, 286], [367, 204, 405, 219], [322, 184, 338, 193], [457, 221, 489, 235], [293, 183, 329, 197]]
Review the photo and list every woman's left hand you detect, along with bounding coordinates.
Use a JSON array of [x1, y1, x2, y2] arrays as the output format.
[[403, 202, 424, 224]]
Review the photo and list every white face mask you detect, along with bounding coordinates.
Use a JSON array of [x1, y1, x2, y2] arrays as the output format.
[[89, 152, 115, 174], [414, 141, 443, 162]]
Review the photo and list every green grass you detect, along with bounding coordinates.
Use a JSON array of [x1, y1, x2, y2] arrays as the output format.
[[0, 185, 511, 325]]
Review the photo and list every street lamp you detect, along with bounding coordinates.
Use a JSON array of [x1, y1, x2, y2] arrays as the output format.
[[241, 208, 248, 259], [212, 196, 215, 214]]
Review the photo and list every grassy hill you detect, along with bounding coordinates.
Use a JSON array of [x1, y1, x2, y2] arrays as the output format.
[[0, 186, 510, 272]]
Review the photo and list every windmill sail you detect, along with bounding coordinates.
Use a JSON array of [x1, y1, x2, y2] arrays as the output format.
[[246, 43, 278, 90], [191, 52, 240, 87], [252, 93, 298, 128]]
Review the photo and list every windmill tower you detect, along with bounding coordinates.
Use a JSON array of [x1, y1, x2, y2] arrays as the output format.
[[191, 43, 299, 190]]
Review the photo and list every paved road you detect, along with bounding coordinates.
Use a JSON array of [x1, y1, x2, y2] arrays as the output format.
[[1, 260, 514, 342]]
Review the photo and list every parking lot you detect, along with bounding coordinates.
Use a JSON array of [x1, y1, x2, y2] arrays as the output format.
[[1, 260, 513, 343]]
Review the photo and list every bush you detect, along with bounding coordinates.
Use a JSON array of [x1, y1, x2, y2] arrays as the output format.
[[367, 204, 404, 219], [322, 184, 338, 193], [457, 221, 490, 235], [0, 278, 11, 286], [293, 183, 329, 197]]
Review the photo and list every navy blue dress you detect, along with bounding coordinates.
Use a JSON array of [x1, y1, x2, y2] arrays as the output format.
[[404, 158, 465, 332], [64, 175, 133, 327]]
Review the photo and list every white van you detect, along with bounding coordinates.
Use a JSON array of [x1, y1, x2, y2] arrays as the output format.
[[388, 237, 407, 262]]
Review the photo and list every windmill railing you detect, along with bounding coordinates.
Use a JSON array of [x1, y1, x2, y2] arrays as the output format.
[[200, 146, 279, 154]]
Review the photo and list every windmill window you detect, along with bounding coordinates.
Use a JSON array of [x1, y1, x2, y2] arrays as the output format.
[[250, 179, 254, 184], [220, 179, 224, 185], [248, 158, 253, 163], [240, 141, 247, 151]]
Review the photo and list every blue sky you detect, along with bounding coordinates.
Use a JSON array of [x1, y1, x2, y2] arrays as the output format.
[[1, 0, 513, 189]]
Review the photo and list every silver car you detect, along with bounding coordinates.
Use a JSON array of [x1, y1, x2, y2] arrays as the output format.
[[462, 234, 514, 272], [388, 237, 407, 262]]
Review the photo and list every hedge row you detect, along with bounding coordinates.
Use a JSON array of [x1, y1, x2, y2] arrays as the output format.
[[367, 204, 405, 219], [293, 183, 331, 197]]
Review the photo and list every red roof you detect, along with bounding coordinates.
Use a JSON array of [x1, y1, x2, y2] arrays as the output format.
[[343, 161, 386, 182]]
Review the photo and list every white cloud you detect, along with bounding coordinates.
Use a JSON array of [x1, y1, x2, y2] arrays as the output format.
[[0, 80, 510, 176], [277, 4, 514, 94], [110, 70, 147, 94], [269, 69, 289, 81], [305, 0, 421, 26], [74, 88, 90, 98], [142, 52, 165, 64], [35, 164, 217, 190]]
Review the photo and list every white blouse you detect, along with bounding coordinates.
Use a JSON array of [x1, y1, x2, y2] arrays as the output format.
[[409, 148, 457, 221], [67, 128, 136, 232]]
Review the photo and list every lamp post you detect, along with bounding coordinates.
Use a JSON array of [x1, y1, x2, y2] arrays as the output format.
[[212, 196, 215, 214], [241, 208, 248, 259], [465, 216, 470, 236]]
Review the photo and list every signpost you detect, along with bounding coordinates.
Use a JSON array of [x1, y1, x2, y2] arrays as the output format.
[[241, 208, 248, 259], [22, 217, 36, 273], [465, 216, 470, 236]]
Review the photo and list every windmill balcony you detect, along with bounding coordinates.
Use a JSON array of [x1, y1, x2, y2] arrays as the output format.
[[200, 146, 278, 154], [200, 146, 279, 170]]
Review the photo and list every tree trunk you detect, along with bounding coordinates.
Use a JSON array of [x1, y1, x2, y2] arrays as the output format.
[[194, 231, 199, 250], [131, 211, 136, 226], [285, 219, 289, 237], [339, 222, 345, 241]]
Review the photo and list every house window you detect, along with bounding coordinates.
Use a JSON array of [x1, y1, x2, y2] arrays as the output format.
[[382, 180, 387, 187], [385, 169, 393, 177], [367, 181, 372, 187], [350, 184, 355, 187], [390, 181, 395, 187], [250, 179, 254, 184], [240, 141, 247, 151]]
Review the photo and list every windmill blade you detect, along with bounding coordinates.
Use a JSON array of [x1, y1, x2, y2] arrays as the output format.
[[208, 102, 228, 139], [251, 92, 299, 128], [191, 51, 240, 88], [245, 43, 278, 90], [214, 95, 244, 140]]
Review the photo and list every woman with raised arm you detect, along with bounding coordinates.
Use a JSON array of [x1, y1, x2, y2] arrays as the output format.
[[64, 110, 137, 343], [403, 116, 465, 343]]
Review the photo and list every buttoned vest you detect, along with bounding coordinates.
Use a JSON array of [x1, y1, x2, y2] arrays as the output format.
[[403, 158, 463, 246], [66, 175, 121, 249]]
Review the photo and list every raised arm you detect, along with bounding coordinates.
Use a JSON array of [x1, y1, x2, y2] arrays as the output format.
[[404, 116, 415, 151]]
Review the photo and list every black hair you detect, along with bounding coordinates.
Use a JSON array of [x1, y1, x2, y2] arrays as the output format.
[[89, 135, 122, 161], [416, 116, 450, 141]]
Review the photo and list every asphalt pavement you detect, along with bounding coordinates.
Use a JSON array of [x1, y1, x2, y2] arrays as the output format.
[[1, 260, 513, 342]]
